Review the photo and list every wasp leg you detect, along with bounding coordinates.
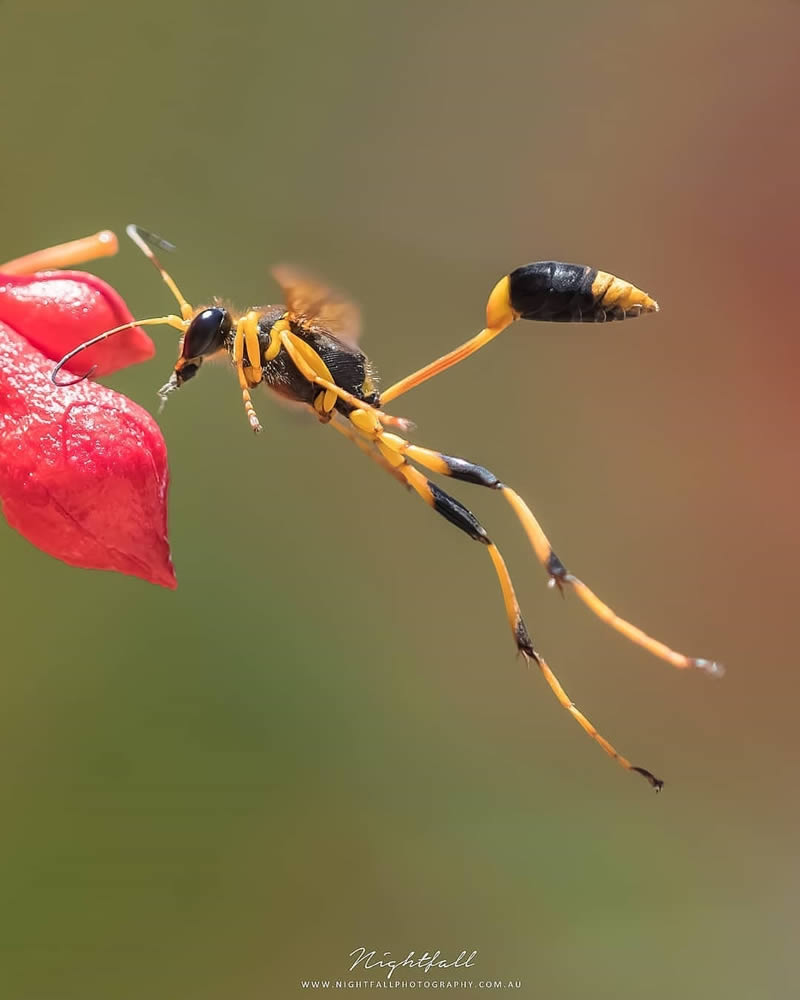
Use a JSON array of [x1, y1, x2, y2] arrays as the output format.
[[402, 444, 722, 677], [344, 427, 721, 677], [241, 311, 263, 387], [500, 486, 722, 676], [1, 230, 119, 275], [278, 330, 412, 431], [329, 415, 407, 484], [232, 318, 263, 432], [381, 264, 658, 405], [338, 410, 662, 790]]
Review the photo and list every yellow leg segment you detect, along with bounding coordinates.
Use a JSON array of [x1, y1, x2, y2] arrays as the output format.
[[233, 321, 262, 432], [329, 416, 407, 483], [241, 311, 263, 386], [500, 486, 723, 676], [264, 318, 287, 362], [281, 330, 337, 418], [483, 542, 657, 787], [337, 412, 662, 790]]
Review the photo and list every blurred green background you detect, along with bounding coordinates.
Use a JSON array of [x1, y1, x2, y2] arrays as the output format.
[[2, 1, 799, 997]]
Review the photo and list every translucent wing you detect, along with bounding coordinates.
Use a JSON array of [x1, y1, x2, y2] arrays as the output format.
[[272, 265, 362, 347]]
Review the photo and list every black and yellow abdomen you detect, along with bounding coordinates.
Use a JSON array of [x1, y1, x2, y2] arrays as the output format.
[[487, 261, 659, 326]]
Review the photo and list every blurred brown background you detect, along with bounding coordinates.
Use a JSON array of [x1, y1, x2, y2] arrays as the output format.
[[1, 1, 799, 997]]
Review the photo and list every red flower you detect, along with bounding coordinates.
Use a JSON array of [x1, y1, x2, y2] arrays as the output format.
[[0, 231, 176, 588]]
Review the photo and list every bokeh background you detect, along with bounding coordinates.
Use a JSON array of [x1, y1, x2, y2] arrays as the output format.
[[2, 2, 799, 997]]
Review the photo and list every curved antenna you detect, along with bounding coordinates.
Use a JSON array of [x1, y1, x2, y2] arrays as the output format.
[[50, 315, 187, 387], [126, 224, 194, 320]]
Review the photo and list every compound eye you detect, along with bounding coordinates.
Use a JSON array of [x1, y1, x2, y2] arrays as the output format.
[[182, 308, 232, 358]]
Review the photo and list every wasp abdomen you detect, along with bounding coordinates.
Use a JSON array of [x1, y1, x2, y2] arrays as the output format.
[[506, 262, 658, 323]]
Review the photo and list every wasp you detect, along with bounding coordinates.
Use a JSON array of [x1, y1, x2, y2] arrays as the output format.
[[52, 225, 723, 790]]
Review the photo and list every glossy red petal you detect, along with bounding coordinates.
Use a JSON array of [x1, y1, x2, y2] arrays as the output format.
[[0, 270, 154, 376], [0, 322, 175, 588]]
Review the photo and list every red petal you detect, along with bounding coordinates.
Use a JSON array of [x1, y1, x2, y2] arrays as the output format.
[[0, 270, 154, 376], [0, 322, 175, 588]]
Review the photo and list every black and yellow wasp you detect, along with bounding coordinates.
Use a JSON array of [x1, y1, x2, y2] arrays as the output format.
[[52, 225, 722, 789]]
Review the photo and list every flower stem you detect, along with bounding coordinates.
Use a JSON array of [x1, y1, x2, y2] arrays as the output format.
[[1, 230, 118, 275]]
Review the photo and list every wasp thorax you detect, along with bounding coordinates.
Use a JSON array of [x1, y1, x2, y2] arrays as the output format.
[[182, 307, 232, 359]]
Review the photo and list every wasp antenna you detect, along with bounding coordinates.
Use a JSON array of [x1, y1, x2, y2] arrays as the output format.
[[126, 224, 193, 320], [126, 224, 176, 255], [52, 360, 99, 387], [50, 315, 188, 388]]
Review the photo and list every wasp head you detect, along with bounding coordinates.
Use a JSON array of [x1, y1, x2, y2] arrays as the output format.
[[159, 306, 233, 407]]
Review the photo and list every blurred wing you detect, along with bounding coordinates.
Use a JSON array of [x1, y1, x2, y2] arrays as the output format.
[[272, 265, 362, 347]]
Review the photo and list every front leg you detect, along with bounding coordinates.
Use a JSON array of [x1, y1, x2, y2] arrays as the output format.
[[232, 313, 264, 432]]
